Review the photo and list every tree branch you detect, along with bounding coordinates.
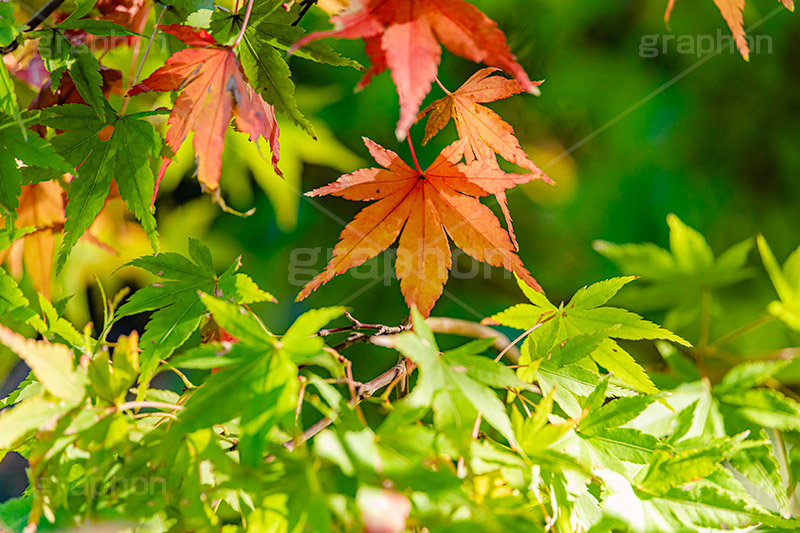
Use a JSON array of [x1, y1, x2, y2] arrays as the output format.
[[286, 316, 536, 451], [317, 312, 411, 352], [318, 314, 522, 363], [425, 317, 522, 364], [291, 0, 318, 26], [284, 360, 415, 451]]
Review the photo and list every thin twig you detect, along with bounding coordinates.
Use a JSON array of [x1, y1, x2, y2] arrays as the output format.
[[321, 313, 412, 352], [161, 362, 195, 389], [284, 360, 414, 451], [510, 388, 534, 417], [116, 400, 184, 412], [2, 0, 67, 54], [130, 412, 179, 421], [425, 317, 523, 363], [711, 313, 776, 348], [318, 312, 406, 337], [291, 0, 318, 26], [121, 6, 167, 114]]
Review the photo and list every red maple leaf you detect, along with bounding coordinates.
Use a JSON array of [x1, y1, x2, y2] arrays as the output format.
[[665, 0, 794, 61], [289, 0, 540, 140], [296, 138, 541, 317], [417, 67, 552, 248], [129, 25, 280, 191]]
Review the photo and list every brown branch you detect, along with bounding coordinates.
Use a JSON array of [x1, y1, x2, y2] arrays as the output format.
[[425, 317, 522, 364], [283, 360, 415, 451], [292, 0, 318, 26], [318, 312, 409, 338], [286, 316, 534, 451], [317, 312, 411, 352]]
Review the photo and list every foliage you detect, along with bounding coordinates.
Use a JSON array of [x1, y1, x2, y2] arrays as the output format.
[[296, 138, 543, 316], [0, 0, 798, 531]]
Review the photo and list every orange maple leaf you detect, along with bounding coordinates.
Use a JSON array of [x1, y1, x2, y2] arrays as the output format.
[[417, 67, 553, 248], [1, 182, 66, 299], [290, 0, 540, 140], [129, 25, 280, 191], [296, 138, 541, 317], [665, 0, 794, 61]]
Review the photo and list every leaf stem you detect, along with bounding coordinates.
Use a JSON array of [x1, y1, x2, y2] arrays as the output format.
[[284, 360, 414, 451], [492, 314, 554, 363], [698, 287, 712, 348], [121, 6, 167, 115], [434, 76, 453, 96], [233, 0, 255, 48], [710, 313, 776, 348], [407, 134, 423, 174]]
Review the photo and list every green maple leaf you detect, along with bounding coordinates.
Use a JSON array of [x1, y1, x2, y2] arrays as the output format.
[[595, 468, 800, 532], [718, 387, 800, 431], [0, 267, 40, 327], [0, 2, 23, 47], [209, 0, 361, 136], [0, 325, 87, 406], [489, 275, 689, 402], [757, 235, 800, 331], [1, 61, 24, 133], [393, 308, 523, 452], [729, 436, 790, 515], [0, 114, 71, 223], [35, 30, 108, 122], [177, 297, 343, 464], [638, 436, 734, 495], [594, 214, 754, 326], [33, 104, 168, 267], [116, 239, 275, 385], [568, 378, 659, 468]]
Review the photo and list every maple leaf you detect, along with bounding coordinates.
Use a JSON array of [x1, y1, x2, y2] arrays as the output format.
[[296, 138, 541, 317], [28, 65, 122, 137], [33, 29, 112, 122], [0, 113, 71, 223], [30, 65, 123, 110], [418, 68, 544, 172], [665, 0, 794, 61], [417, 67, 552, 248], [486, 276, 690, 407], [32, 103, 165, 269], [116, 239, 275, 385], [290, 0, 540, 140], [95, 0, 151, 37], [209, 0, 362, 137], [0, 181, 65, 299], [129, 25, 281, 191]]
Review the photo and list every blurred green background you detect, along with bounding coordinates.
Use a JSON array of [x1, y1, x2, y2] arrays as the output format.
[[1, 0, 799, 501]]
